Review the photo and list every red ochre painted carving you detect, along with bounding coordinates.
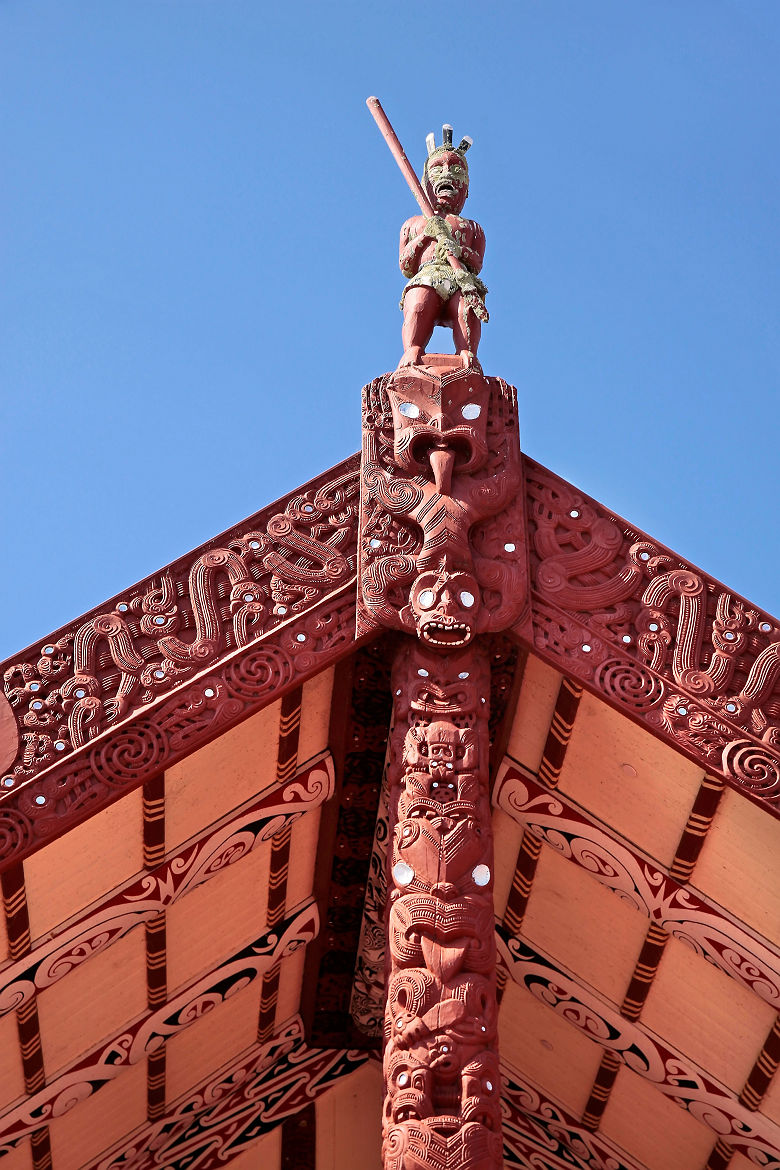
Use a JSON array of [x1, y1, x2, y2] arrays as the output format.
[[365, 102, 487, 370], [358, 360, 527, 648], [1, 461, 359, 783], [524, 460, 780, 804], [383, 644, 502, 1170], [359, 358, 523, 1170]]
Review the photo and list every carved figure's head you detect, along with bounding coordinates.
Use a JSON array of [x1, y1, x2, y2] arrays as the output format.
[[403, 570, 480, 649], [425, 721, 464, 784], [422, 126, 472, 215], [387, 374, 490, 485], [424, 148, 469, 214]]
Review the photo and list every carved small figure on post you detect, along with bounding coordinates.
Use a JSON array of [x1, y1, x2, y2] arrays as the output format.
[[399, 128, 487, 369], [366, 100, 488, 370]]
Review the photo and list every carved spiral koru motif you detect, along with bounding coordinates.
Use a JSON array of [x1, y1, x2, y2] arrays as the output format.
[[0, 810, 32, 858], [721, 740, 780, 797], [594, 658, 664, 712], [88, 723, 167, 785], [223, 645, 294, 700]]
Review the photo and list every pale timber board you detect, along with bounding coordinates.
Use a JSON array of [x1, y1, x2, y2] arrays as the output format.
[[521, 841, 649, 1005], [165, 700, 282, 852], [166, 978, 263, 1103], [315, 1060, 383, 1170], [693, 787, 780, 943], [556, 691, 704, 868], [24, 786, 143, 941], [499, 978, 603, 1118], [166, 837, 272, 994], [505, 654, 561, 773], [298, 666, 335, 764], [599, 1065, 716, 1170], [641, 934, 776, 1094], [38, 927, 146, 1075], [48, 1058, 146, 1170]]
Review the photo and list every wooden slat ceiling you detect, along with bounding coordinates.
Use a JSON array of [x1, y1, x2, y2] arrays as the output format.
[[1, 467, 779, 1169]]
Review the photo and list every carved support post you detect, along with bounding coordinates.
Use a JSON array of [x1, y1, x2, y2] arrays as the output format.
[[358, 356, 527, 1170]]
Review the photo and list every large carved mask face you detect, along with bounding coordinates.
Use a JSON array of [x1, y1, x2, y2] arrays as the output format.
[[401, 570, 480, 650], [423, 149, 469, 214], [387, 377, 490, 484]]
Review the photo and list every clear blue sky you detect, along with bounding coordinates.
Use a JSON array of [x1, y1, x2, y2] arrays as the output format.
[[3, 1, 779, 659]]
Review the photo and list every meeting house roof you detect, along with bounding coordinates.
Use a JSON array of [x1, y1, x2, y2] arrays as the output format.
[[0, 438, 778, 1170]]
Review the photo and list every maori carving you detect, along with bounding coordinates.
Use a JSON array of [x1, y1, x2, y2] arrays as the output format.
[[366, 101, 487, 369], [351, 640, 521, 1038], [525, 459, 780, 805], [1, 459, 359, 787], [358, 361, 527, 644], [356, 276, 525, 1166], [0, 588, 357, 873], [383, 645, 502, 1170]]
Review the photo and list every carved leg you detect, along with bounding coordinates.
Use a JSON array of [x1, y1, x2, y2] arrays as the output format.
[[382, 642, 502, 1170], [400, 288, 442, 367], [447, 292, 481, 368]]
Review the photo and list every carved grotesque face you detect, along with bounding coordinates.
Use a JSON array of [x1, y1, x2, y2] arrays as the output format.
[[424, 720, 462, 799], [387, 377, 489, 483], [424, 149, 469, 214], [405, 571, 480, 649]]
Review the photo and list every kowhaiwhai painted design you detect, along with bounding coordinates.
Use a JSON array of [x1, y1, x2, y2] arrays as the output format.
[[0, 904, 319, 1149], [87, 1018, 369, 1170], [501, 1067, 639, 1170], [497, 926, 780, 1164], [494, 758, 780, 1010], [0, 755, 333, 1019]]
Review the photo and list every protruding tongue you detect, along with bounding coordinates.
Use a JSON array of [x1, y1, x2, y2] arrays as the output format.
[[421, 936, 468, 980], [429, 445, 455, 495]]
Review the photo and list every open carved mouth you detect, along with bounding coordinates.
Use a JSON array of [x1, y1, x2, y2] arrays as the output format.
[[420, 621, 472, 647], [429, 1116, 459, 1135]]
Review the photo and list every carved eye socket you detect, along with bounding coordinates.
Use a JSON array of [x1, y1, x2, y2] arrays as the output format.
[[461, 403, 481, 420], [418, 589, 436, 609], [399, 402, 420, 418], [459, 590, 475, 608]]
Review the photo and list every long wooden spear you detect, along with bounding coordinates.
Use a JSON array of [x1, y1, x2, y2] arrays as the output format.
[[366, 96, 436, 220]]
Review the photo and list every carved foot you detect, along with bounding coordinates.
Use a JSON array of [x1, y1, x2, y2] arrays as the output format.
[[398, 347, 425, 368], [459, 350, 482, 372]]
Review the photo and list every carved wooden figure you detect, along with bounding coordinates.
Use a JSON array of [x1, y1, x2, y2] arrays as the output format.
[[358, 337, 525, 1170]]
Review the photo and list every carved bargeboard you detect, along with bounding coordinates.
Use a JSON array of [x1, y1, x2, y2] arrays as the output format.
[[524, 460, 780, 803]]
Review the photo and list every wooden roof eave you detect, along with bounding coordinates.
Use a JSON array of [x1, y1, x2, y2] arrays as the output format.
[[513, 456, 780, 820], [3, 444, 780, 877], [0, 453, 370, 875]]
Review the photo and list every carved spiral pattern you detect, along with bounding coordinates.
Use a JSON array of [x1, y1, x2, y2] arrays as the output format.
[[594, 659, 664, 711], [223, 647, 294, 699], [88, 723, 166, 785], [722, 741, 780, 796], [0, 809, 32, 857]]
